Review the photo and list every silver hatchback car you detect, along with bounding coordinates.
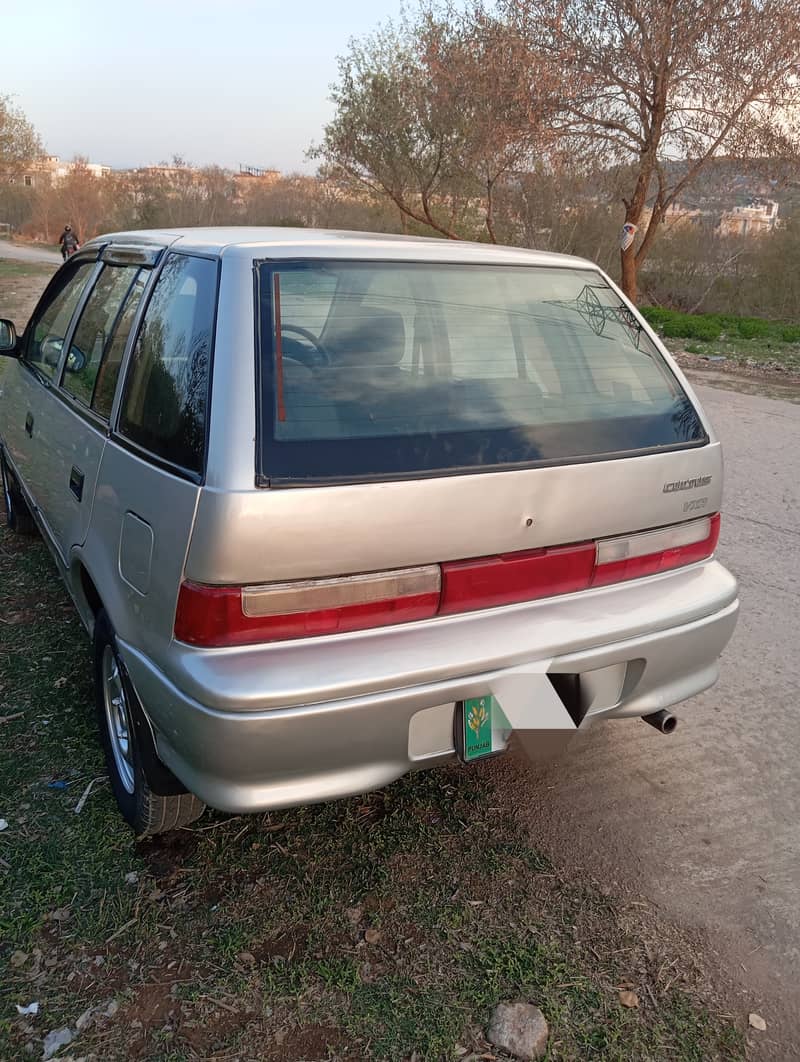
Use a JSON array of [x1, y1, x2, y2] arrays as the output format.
[[0, 228, 738, 835]]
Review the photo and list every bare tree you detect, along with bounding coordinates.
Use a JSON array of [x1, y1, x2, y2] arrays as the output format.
[[501, 0, 800, 299], [54, 159, 110, 240], [311, 7, 554, 242]]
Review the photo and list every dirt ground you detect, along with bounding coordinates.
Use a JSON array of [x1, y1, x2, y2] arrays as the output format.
[[489, 381, 800, 1060], [674, 349, 800, 404], [0, 263, 56, 330]]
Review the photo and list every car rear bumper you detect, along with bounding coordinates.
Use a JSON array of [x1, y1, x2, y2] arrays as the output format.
[[118, 559, 739, 813]]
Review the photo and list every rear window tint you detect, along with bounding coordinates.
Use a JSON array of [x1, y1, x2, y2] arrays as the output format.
[[119, 253, 217, 475], [257, 261, 705, 484]]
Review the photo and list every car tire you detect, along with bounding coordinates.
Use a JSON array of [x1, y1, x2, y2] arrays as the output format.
[[1, 450, 37, 535], [93, 610, 205, 836]]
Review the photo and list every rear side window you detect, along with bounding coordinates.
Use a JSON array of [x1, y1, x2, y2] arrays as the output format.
[[62, 264, 141, 409], [257, 261, 706, 484], [24, 261, 95, 379], [119, 253, 217, 475]]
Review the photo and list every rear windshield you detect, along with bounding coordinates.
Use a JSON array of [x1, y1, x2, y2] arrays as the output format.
[[256, 261, 705, 484]]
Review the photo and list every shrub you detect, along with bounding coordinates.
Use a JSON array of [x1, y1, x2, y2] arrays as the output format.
[[736, 317, 772, 339], [658, 318, 682, 337], [660, 314, 722, 342], [638, 306, 673, 329], [640, 304, 800, 346], [687, 318, 723, 342], [712, 314, 743, 332]]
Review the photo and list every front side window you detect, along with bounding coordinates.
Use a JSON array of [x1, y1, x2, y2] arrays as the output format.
[[257, 261, 706, 484], [24, 261, 95, 379], [119, 253, 217, 474], [62, 264, 141, 409], [92, 272, 148, 420]]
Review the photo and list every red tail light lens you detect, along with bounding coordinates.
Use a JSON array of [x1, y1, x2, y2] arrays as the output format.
[[174, 567, 441, 647], [439, 542, 596, 614], [175, 516, 720, 646]]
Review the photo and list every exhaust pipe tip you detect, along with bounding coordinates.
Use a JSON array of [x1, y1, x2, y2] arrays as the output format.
[[642, 709, 678, 734]]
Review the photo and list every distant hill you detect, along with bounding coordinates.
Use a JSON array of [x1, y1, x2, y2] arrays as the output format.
[[565, 157, 800, 217], [652, 157, 800, 215]]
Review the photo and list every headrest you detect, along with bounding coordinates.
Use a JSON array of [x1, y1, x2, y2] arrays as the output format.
[[321, 307, 406, 367]]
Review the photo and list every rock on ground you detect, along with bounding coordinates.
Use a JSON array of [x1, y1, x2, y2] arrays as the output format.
[[42, 1026, 73, 1059], [487, 1002, 549, 1061]]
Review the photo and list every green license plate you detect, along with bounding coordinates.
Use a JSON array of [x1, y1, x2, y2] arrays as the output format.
[[462, 696, 495, 761]]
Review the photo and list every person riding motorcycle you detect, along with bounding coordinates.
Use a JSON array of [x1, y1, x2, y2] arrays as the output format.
[[59, 225, 80, 261]]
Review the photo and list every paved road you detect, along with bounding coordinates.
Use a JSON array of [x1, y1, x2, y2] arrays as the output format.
[[500, 382, 800, 1056], [0, 238, 62, 265]]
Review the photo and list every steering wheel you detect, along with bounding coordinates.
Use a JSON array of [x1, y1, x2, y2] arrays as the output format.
[[280, 323, 331, 366]]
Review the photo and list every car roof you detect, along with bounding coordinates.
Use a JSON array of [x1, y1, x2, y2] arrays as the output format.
[[82, 226, 597, 270]]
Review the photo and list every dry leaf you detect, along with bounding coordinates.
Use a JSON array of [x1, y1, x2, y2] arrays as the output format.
[[364, 928, 381, 944], [618, 990, 639, 1008], [748, 1012, 767, 1031]]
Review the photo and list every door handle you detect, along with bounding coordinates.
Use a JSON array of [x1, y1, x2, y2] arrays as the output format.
[[25, 412, 33, 437], [69, 466, 84, 501]]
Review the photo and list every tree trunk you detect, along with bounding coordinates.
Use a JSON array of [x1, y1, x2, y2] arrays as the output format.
[[622, 201, 664, 302], [485, 178, 498, 243], [619, 170, 651, 301], [620, 245, 638, 302]]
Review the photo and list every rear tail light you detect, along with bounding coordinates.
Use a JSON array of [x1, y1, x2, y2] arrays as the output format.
[[175, 515, 720, 646], [592, 514, 720, 586], [439, 543, 596, 614], [174, 566, 440, 647]]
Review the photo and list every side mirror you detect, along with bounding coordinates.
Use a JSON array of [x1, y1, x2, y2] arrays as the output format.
[[65, 347, 87, 373], [40, 334, 63, 367], [0, 319, 18, 357]]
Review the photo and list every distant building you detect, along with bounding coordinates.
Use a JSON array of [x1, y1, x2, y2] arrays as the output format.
[[121, 164, 200, 185], [641, 194, 781, 239], [237, 164, 280, 181], [6, 155, 111, 188], [718, 197, 779, 237], [230, 165, 282, 205], [660, 201, 712, 229]]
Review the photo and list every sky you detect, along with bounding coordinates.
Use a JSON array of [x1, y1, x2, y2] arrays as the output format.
[[3, 0, 404, 173]]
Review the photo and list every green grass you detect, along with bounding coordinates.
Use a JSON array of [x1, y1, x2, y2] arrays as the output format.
[[0, 260, 55, 280], [0, 522, 745, 1060], [640, 306, 800, 373]]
